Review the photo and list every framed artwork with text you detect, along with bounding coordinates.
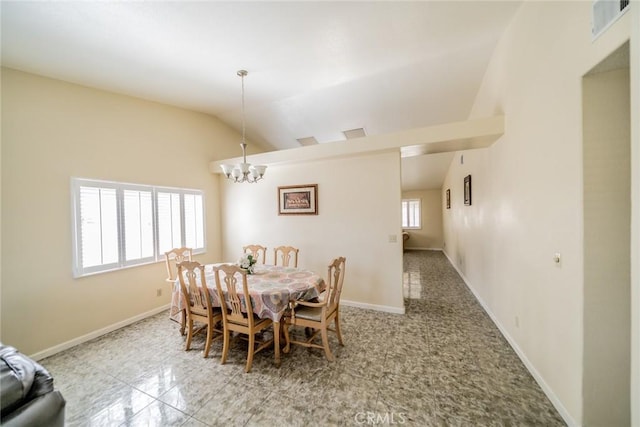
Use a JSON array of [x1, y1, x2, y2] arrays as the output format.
[[464, 175, 472, 206], [278, 184, 318, 215]]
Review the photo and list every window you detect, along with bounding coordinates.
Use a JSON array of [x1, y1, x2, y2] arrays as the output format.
[[402, 199, 421, 229], [72, 178, 205, 277]]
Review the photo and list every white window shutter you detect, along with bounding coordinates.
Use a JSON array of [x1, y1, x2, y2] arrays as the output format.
[[72, 178, 206, 278]]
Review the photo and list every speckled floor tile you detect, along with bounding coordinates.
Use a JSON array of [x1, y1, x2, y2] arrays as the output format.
[[120, 400, 190, 427], [65, 377, 155, 426], [156, 372, 228, 415], [38, 250, 565, 426], [377, 373, 436, 419], [191, 379, 265, 426], [179, 416, 209, 427]]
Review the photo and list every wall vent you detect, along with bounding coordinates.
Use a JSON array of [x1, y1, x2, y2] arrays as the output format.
[[592, 0, 629, 40]]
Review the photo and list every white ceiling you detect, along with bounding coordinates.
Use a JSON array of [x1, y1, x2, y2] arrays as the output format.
[[402, 152, 456, 191], [1, 1, 521, 190]]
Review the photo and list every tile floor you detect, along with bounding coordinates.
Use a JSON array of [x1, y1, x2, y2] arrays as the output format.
[[40, 250, 565, 426]]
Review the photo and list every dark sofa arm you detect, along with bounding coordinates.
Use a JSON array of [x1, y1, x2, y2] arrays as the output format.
[[1, 391, 66, 427], [0, 344, 65, 427]]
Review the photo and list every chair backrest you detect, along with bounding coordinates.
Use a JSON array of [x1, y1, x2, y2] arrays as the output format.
[[165, 247, 193, 282], [212, 264, 255, 328], [326, 257, 346, 310], [273, 246, 299, 267], [243, 245, 267, 264], [176, 260, 214, 318]]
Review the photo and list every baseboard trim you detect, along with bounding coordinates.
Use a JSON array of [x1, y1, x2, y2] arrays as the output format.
[[341, 299, 405, 315], [404, 247, 443, 251], [29, 299, 406, 360], [29, 304, 171, 361], [441, 250, 577, 427]]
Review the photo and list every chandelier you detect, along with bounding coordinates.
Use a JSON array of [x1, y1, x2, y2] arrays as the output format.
[[220, 70, 267, 183]]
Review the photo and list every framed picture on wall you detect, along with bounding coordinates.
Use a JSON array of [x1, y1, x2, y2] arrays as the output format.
[[278, 184, 318, 215], [446, 189, 451, 209], [464, 175, 472, 206]]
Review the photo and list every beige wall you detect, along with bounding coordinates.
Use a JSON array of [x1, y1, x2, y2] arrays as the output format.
[[443, 2, 633, 426], [0, 68, 242, 356], [402, 189, 443, 250], [219, 152, 405, 313], [632, 3, 640, 424], [583, 66, 630, 426], [0, 70, 3, 346], [442, 149, 491, 284]]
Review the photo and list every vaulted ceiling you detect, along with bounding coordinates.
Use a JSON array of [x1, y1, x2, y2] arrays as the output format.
[[1, 1, 521, 190]]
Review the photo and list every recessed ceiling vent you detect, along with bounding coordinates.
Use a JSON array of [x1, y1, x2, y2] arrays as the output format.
[[296, 137, 318, 146], [343, 128, 366, 139], [592, 0, 629, 40]]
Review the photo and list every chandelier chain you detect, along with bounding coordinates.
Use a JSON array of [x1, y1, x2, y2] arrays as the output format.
[[219, 69, 267, 183], [240, 71, 246, 145]]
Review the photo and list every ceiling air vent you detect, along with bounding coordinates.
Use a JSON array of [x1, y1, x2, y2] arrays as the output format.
[[296, 137, 318, 146], [592, 0, 629, 40], [343, 128, 366, 139]]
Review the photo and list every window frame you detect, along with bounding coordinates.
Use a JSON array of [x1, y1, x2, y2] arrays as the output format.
[[71, 178, 206, 278], [122, 184, 156, 267], [401, 198, 422, 230]]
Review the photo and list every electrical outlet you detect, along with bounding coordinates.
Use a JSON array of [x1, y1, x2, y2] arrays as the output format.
[[156, 288, 162, 297], [515, 316, 520, 328]]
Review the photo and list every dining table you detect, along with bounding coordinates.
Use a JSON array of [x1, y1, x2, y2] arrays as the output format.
[[170, 263, 326, 365]]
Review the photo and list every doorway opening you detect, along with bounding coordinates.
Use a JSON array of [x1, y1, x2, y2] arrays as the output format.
[[582, 41, 630, 425]]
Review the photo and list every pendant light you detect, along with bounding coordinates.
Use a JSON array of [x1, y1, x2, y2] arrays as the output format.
[[220, 70, 267, 183]]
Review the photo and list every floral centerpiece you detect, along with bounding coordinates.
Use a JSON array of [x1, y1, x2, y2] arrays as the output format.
[[238, 253, 257, 274]]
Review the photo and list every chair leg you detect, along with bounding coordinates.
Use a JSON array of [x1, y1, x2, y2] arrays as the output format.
[[185, 319, 193, 351], [320, 327, 334, 361], [334, 312, 344, 346], [246, 333, 255, 373], [279, 321, 288, 344], [282, 322, 291, 353], [221, 329, 230, 365], [203, 323, 212, 358], [180, 310, 186, 336]]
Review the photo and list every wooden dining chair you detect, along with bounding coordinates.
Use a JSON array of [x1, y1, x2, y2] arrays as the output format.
[[273, 245, 299, 267], [176, 261, 223, 358], [165, 247, 193, 335], [283, 256, 346, 361], [165, 247, 193, 283], [242, 245, 267, 264], [212, 264, 274, 372]]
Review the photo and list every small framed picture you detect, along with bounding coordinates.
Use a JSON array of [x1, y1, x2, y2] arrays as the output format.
[[464, 175, 472, 206], [446, 189, 451, 209], [278, 184, 318, 215]]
